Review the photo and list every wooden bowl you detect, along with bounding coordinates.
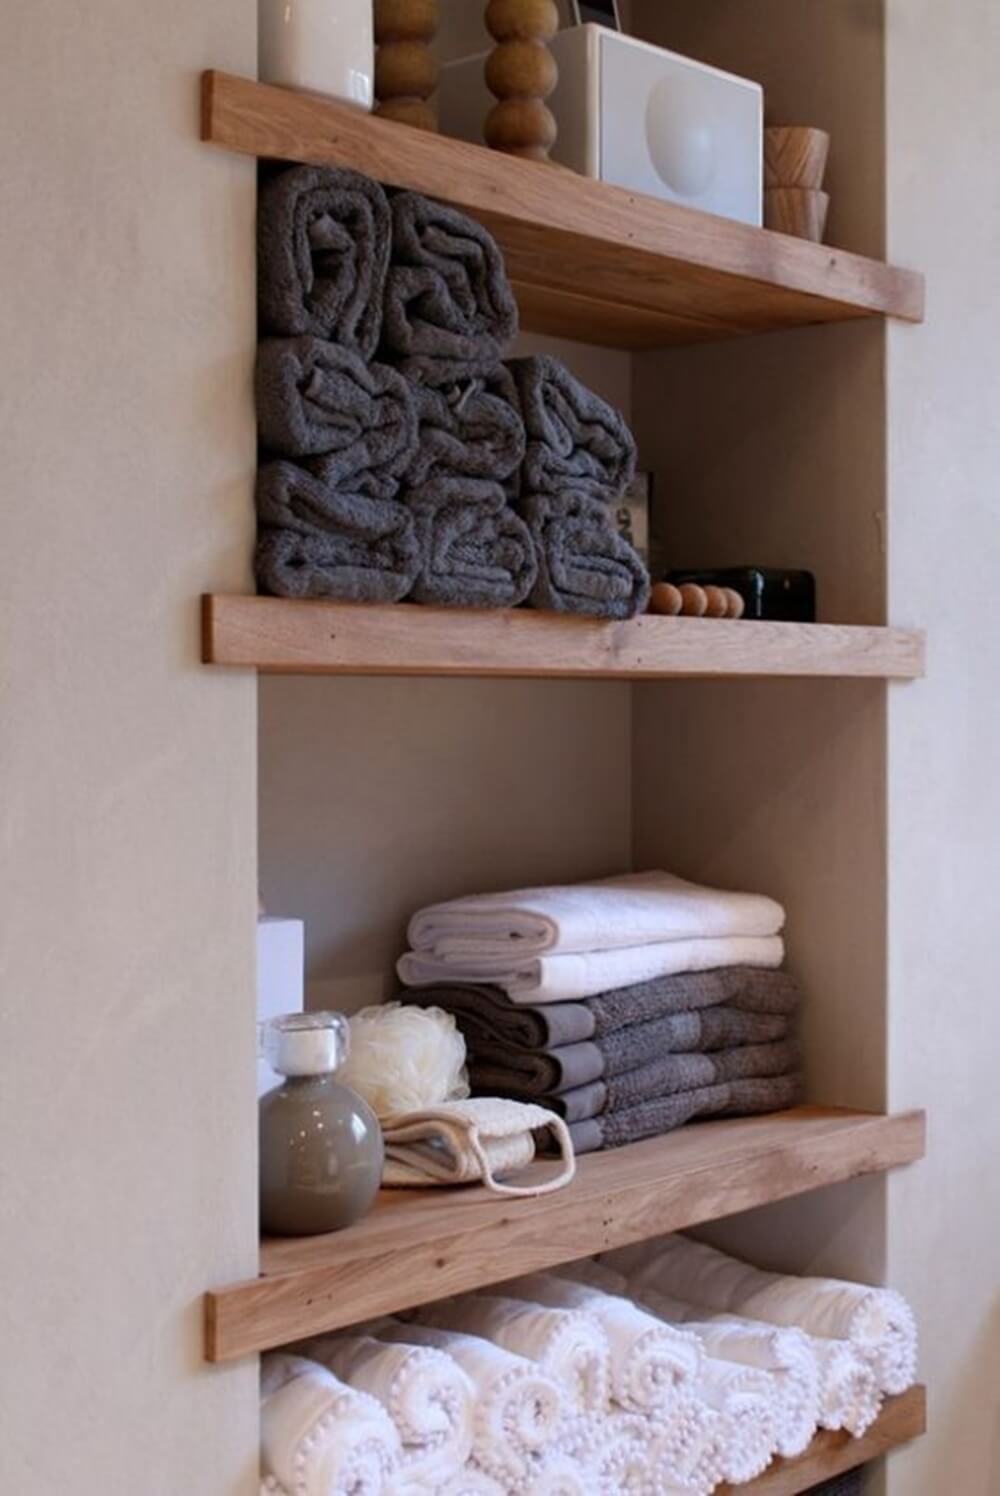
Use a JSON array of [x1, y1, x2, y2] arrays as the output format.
[[765, 187, 830, 244], [765, 126, 831, 189]]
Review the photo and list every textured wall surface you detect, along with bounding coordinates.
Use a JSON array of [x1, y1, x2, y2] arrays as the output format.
[[0, 1, 259, 1491]]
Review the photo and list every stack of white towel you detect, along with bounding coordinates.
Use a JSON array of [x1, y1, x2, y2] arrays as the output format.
[[259, 1238, 917, 1495], [396, 872, 785, 1004]]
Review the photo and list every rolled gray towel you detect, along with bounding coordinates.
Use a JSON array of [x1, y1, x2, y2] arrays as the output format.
[[567, 1073, 805, 1155], [406, 477, 537, 609], [256, 461, 420, 603], [508, 355, 637, 503], [256, 341, 417, 498], [258, 166, 391, 356], [523, 489, 650, 619], [407, 369, 526, 489], [382, 193, 519, 386]]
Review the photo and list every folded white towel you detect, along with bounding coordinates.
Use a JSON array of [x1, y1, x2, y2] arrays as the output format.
[[415, 1294, 610, 1414], [434, 1466, 506, 1496], [379, 1324, 564, 1486], [301, 1334, 474, 1488], [399, 934, 784, 1004], [506, 1272, 702, 1415], [260, 1353, 401, 1496], [695, 1357, 778, 1485], [813, 1337, 884, 1436]]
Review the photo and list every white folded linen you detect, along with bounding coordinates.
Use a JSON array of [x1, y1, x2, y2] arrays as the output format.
[[415, 1293, 610, 1414], [695, 1357, 778, 1484], [260, 1353, 401, 1496], [301, 1334, 474, 1487], [434, 1465, 506, 1496], [522, 1449, 593, 1495], [379, 1324, 564, 1486], [561, 1412, 656, 1496], [407, 871, 785, 958], [813, 1337, 884, 1436], [398, 935, 784, 1004], [505, 1272, 702, 1415]]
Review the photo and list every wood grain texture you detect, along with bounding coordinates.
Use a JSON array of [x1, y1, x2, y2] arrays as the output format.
[[718, 1386, 926, 1495], [204, 1107, 926, 1361], [202, 596, 927, 682], [201, 71, 925, 349]]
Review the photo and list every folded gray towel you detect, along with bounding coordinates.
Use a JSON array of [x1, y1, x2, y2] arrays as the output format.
[[521, 490, 650, 619], [567, 1073, 805, 1154], [258, 165, 391, 356], [807, 1472, 863, 1496], [382, 194, 519, 386], [406, 477, 537, 609], [256, 341, 418, 496], [407, 369, 526, 488], [508, 355, 637, 503], [256, 461, 420, 602]]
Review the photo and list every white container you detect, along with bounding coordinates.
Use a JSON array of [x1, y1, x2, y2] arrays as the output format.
[[256, 917, 305, 1097], [440, 25, 763, 226], [259, 0, 374, 108]]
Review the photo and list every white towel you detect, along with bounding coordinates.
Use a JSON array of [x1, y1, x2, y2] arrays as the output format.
[[415, 1294, 610, 1414], [522, 1449, 593, 1495], [301, 1334, 474, 1487], [407, 871, 785, 957], [260, 1353, 401, 1496], [260, 1480, 289, 1496], [379, 1324, 564, 1486], [648, 1393, 727, 1496], [561, 1412, 657, 1495], [434, 1466, 506, 1496], [506, 1273, 702, 1415], [813, 1337, 884, 1436], [398, 934, 784, 1004], [695, 1357, 778, 1485]]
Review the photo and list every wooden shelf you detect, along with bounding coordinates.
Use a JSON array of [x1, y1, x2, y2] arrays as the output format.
[[205, 1106, 925, 1362], [202, 71, 924, 351], [720, 1386, 926, 1495], [203, 596, 925, 682]]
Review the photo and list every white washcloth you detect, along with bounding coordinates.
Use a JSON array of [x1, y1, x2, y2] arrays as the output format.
[[813, 1337, 884, 1436], [506, 1272, 702, 1415], [260, 1353, 401, 1496], [434, 1466, 506, 1496], [302, 1334, 474, 1487], [648, 1393, 727, 1495], [522, 1449, 593, 1495], [398, 934, 784, 1004], [416, 1294, 610, 1414], [695, 1357, 778, 1484], [560, 1412, 656, 1496], [379, 1324, 564, 1486]]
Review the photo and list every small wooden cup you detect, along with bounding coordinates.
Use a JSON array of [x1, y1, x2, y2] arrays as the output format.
[[765, 187, 830, 244], [765, 126, 830, 189]]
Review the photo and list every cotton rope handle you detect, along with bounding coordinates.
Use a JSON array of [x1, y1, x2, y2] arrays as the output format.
[[469, 1113, 576, 1198]]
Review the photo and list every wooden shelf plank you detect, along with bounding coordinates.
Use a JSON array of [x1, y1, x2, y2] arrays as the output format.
[[205, 1107, 925, 1363], [719, 1386, 926, 1495], [201, 71, 924, 350], [203, 596, 926, 682]]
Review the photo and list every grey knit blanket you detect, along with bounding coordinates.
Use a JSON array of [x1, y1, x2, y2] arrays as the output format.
[[567, 1073, 804, 1154], [256, 461, 420, 602], [406, 369, 526, 489], [405, 477, 536, 609], [257, 166, 391, 357], [256, 340, 417, 495], [382, 194, 519, 386], [523, 489, 650, 619], [508, 355, 637, 503]]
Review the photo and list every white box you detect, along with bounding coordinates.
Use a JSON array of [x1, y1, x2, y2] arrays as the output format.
[[257, 917, 305, 1096], [439, 26, 763, 226]]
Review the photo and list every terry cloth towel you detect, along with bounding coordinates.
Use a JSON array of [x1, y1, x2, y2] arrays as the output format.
[[434, 1468, 506, 1496], [406, 372, 526, 489], [505, 1272, 702, 1417], [508, 355, 638, 504], [695, 1359, 778, 1486], [562, 1412, 658, 1496], [380, 1097, 575, 1197], [260, 1352, 402, 1496], [383, 194, 519, 385], [300, 1334, 474, 1488], [405, 477, 537, 609], [256, 340, 417, 487], [648, 1395, 729, 1496], [616, 1234, 917, 1398], [567, 1073, 804, 1154], [258, 166, 391, 356], [379, 1324, 564, 1487], [812, 1338, 883, 1437], [414, 1294, 610, 1415], [521, 1450, 592, 1496], [256, 461, 420, 603], [521, 489, 650, 619]]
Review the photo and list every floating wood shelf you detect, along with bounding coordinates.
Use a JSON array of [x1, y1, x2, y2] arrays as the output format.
[[203, 596, 925, 682], [205, 1106, 925, 1362], [202, 71, 924, 351], [720, 1385, 926, 1495]]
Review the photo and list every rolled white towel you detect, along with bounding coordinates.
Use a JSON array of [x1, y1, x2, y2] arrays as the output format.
[[379, 1323, 564, 1486], [434, 1465, 507, 1496], [301, 1334, 474, 1487], [522, 1448, 593, 1496], [260, 1353, 401, 1496], [415, 1294, 610, 1414], [813, 1337, 884, 1436], [648, 1393, 728, 1495], [695, 1358, 777, 1485], [561, 1412, 655, 1496], [260, 1480, 289, 1496]]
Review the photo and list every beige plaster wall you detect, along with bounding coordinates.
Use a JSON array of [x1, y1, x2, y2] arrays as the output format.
[[0, 2, 260, 1493]]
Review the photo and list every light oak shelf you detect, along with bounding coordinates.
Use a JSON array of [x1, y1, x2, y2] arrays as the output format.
[[203, 596, 925, 681], [202, 71, 924, 351], [205, 1106, 925, 1363], [720, 1386, 926, 1495]]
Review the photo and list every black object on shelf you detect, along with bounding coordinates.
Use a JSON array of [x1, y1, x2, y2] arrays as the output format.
[[662, 567, 817, 622], [806, 1467, 865, 1495]]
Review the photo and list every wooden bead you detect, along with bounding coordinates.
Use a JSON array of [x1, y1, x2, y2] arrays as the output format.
[[765, 188, 830, 243], [375, 41, 438, 101], [764, 126, 830, 190], [722, 587, 746, 620], [486, 0, 559, 42], [374, 0, 440, 41], [374, 0, 440, 132], [679, 584, 708, 618], [485, 0, 559, 161], [703, 585, 728, 619], [648, 583, 683, 617], [485, 98, 557, 159], [485, 39, 558, 100]]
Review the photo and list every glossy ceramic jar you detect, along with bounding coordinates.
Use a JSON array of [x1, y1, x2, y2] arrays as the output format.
[[259, 0, 374, 107]]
